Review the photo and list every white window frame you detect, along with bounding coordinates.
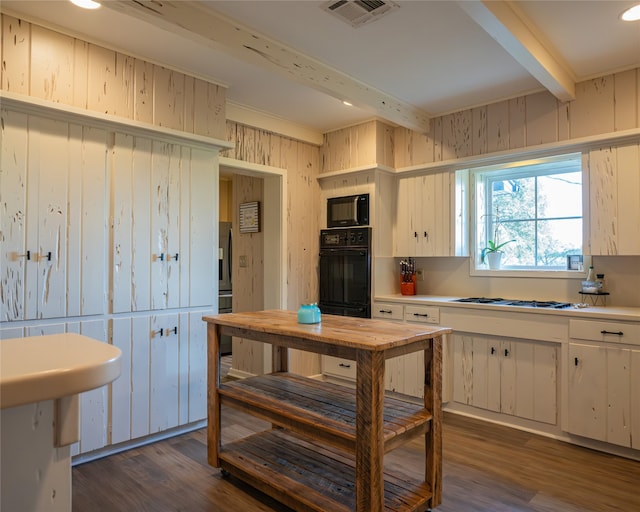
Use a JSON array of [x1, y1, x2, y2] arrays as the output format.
[[468, 153, 591, 279]]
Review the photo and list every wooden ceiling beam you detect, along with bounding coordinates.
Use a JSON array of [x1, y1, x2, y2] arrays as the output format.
[[458, 0, 576, 102], [104, 0, 431, 133]]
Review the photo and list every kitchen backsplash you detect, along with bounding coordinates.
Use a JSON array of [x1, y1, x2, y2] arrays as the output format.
[[374, 255, 640, 307]]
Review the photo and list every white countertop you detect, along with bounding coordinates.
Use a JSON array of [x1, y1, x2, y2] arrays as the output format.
[[0, 333, 122, 409], [375, 294, 640, 322]]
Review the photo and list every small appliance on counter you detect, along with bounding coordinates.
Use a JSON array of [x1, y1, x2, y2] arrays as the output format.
[[400, 257, 416, 295]]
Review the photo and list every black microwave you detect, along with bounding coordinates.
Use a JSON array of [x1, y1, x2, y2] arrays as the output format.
[[327, 193, 369, 228]]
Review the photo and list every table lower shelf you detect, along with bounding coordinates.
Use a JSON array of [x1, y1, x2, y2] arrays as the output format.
[[219, 428, 433, 512]]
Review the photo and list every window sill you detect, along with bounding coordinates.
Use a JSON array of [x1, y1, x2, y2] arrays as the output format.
[[470, 266, 590, 279]]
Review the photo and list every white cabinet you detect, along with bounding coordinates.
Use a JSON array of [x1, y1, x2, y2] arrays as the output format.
[[567, 319, 640, 448], [112, 136, 216, 313], [395, 171, 452, 257], [452, 334, 557, 424], [587, 143, 640, 255], [111, 309, 211, 444], [1, 110, 107, 321]]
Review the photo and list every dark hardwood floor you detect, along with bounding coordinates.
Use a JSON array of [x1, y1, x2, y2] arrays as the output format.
[[72, 362, 640, 511]]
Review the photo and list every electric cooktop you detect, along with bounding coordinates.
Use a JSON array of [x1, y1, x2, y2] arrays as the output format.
[[452, 297, 573, 309]]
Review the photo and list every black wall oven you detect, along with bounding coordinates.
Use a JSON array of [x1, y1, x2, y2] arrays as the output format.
[[319, 227, 371, 318]]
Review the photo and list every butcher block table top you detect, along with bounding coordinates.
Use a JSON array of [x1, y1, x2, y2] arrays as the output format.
[[204, 309, 451, 512]]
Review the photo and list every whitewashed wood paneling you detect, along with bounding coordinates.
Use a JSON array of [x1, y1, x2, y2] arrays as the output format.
[[149, 313, 180, 433], [110, 317, 132, 445], [571, 76, 615, 139], [78, 319, 108, 453], [131, 315, 151, 439], [616, 144, 640, 255], [0, 109, 28, 321], [632, 349, 640, 450], [606, 347, 631, 447], [188, 310, 210, 423]]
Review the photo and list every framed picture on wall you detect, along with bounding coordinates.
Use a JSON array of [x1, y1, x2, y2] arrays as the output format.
[[239, 201, 260, 233]]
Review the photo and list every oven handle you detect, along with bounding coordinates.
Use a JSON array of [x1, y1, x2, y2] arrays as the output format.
[[320, 249, 368, 256]]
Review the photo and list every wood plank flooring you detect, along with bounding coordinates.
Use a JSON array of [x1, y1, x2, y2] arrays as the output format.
[[72, 363, 640, 511]]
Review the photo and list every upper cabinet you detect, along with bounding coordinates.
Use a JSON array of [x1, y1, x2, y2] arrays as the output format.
[[395, 170, 467, 257], [1, 110, 108, 321], [112, 135, 217, 313], [587, 142, 640, 256]]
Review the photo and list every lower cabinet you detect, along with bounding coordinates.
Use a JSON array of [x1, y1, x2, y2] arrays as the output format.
[[110, 310, 210, 446], [567, 319, 640, 449], [451, 333, 558, 425], [322, 302, 444, 400]]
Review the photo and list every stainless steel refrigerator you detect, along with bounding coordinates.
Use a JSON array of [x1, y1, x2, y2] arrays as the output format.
[[218, 221, 232, 354]]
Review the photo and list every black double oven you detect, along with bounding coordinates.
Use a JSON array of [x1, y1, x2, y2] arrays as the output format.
[[319, 227, 372, 318]]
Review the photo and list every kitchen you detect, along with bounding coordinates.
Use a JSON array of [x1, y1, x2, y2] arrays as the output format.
[[1, 1, 639, 511]]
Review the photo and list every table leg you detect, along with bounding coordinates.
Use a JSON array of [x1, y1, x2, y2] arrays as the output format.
[[424, 336, 443, 508], [355, 350, 385, 512], [272, 345, 289, 373], [207, 323, 221, 467]]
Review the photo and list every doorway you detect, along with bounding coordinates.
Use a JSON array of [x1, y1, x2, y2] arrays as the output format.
[[219, 157, 287, 377]]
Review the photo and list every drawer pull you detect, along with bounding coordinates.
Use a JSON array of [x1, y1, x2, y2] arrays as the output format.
[[379, 309, 392, 314], [413, 313, 429, 318], [338, 363, 351, 369], [601, 330, 623, 336], [575, 357, 579, 366]]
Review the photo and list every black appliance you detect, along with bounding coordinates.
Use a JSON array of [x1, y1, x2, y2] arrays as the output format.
[[218, 221, 233, 354], [319, 227, 371, 318], [452, 297, 572, 309], [327, 193, 369, 228]]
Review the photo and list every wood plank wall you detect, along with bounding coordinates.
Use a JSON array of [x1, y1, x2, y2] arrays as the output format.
[[0, 15, 226, 139], [393, 71, 640, 169], [223, 122, 322, 376]]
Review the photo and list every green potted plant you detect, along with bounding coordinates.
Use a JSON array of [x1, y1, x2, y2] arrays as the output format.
[[480, 208, 515, 269]]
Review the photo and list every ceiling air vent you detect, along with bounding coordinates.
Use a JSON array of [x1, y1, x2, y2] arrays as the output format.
[[322, 0, 399, 28]]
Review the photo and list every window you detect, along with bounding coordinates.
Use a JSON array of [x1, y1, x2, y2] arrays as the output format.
[[471, 153, 583, 272]]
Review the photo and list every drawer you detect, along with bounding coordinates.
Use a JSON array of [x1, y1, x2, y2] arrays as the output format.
[[404, 305, 440, 324], [569, 319, 640, 346], [372, 302, 404, 320], [322, 355, 356, 380]]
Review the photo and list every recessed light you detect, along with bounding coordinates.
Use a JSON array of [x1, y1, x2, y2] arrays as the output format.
[[621, 3, 640, 21], [70, 0, 101, 10], [342, 100, 353, 107]]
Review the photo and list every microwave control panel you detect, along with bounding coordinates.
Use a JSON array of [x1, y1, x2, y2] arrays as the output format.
[[320, 227, 371, 249]]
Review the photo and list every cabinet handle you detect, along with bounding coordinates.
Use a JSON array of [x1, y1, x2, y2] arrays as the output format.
[[574, 357, 579, 366], [379, 309, 392, 314], [338, 363, 351, 368], [413, 313, 429, 318], [168, 253, 179, 261], [158, 253, 165, 262], [600, 330, 623, 336], [166, 326, 178, 335], [504, 348, 509, 357], [424, 231, 428, 240], [491, 347, 496, 355], [21, 250, 31, 261], [414, 231, 418, 238], [158, 328, 164, 337]]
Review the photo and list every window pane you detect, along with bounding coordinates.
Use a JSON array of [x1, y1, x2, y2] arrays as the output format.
[[492, 177, 535, 220], [538, 172, 582, 219], [538, 218, 582, 266]]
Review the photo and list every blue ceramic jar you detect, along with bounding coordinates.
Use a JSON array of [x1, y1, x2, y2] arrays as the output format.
[[297, 303, 321, 324]]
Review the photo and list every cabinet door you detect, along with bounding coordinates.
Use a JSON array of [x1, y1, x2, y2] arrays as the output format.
[[452, 334, 473, 405], [632, 350, 640, 450], [589, 144, 640, 255], [514, 341, 557, 424], [151, 142, 181, 310], [606, 347, 631, 447], [1, 112, 107, 321], [150, 313, 180, 433], [0, 109, 28, 321], [568, 343, 607, 441], [395, 176, 418, 256], [499, 341, 516, 415]]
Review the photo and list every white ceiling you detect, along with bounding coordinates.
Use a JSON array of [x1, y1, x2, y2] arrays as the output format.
[[3, 1, 639, 136]]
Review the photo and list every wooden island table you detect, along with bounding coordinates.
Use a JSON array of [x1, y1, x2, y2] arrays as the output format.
[[204, 309, 450, 512]]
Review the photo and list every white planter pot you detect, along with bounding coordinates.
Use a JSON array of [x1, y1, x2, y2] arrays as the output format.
[[486, 251, 502, 270]]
